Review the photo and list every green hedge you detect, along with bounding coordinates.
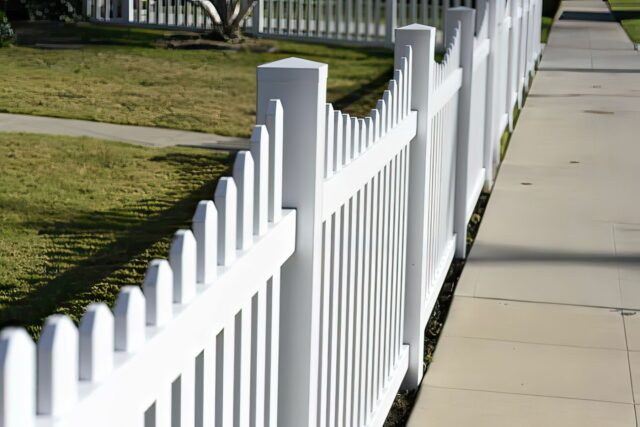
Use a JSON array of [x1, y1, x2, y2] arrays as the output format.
[[0, 10, 15, 47]]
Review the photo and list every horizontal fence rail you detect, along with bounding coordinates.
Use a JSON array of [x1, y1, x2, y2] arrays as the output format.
[[1, 0, 542, 425]]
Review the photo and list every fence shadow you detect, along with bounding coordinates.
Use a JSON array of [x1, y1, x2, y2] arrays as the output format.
[[0, 151, 230, 336]]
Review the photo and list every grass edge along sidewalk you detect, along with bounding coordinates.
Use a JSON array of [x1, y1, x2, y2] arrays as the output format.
[[0, 23, 395, 138]]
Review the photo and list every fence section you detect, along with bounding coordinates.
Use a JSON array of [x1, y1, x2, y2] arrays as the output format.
[[1, 1, 543, 426], [0, 104, 292, 427]]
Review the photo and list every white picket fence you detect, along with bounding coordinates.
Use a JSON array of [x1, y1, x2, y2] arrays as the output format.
[[0, 1, 541, 426]]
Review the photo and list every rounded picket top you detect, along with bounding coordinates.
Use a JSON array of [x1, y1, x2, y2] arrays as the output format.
[[79, 303, 114, 383], [193, 200, 218, 286], [37, 315, 79, 416], [233, 151, 255, 250], [214, 177, 238, 266], [1, 327, 36, 427], [143, 259, 174, 327], [114, 286, 146, 353], [170, 230, 197, 304]]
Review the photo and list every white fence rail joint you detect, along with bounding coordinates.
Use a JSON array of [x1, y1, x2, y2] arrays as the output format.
[[1, 0, 543, 423]]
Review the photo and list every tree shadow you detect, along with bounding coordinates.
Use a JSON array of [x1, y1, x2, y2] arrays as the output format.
[[0, 150, 231, 337]]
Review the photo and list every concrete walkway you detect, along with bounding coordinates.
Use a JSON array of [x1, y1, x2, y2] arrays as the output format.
[[409, 1, 640, 426], [0, 113, 248, 150]]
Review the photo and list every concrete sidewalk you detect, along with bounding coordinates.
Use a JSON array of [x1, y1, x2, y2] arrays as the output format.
[[0, 113, 249, 151], [409, 1, 640, 426]]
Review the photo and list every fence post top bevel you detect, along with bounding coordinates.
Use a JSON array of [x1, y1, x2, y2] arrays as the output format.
[[0, 326, 34, 358], [193, 200, 216, 223], [396, 23, 435, 33], [257, 57, 328, 81]]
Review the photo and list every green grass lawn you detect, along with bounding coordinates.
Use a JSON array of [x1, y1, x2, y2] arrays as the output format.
[[0, 132, 230, 337], [0, 23, 394, 138], [609, 0, 640, 11], [622, 19, 640, 42]]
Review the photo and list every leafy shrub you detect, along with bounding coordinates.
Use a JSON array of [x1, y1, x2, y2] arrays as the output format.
[[14, 0, 82, 22], [0, 10, 16, 47]]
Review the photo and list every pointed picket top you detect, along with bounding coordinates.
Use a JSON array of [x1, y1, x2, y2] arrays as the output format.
[[143, 259, 174, 326], [333, 110, 344, 172], [79, 303, 114, 383], [375, 100, 386, 139], [358, 119, 366, 154], [193, 201, 217, 286], [266, 99, 283, 224], [393, 70, 403, 122], [114, 286, 146, 353], [215, 177, 237, 266], [325, 104, 335, 178], [251, 125, 269, 237], [234, 151, 255, 250], [365, 117, 374, 149], [170, 229, 197, 304], [350, 117, 360, 158], [1, 327, 35, 427], [37, 315, 78, 416], [401, 48, 412, 115], [342, 113, 352, 164], [383, 90, 393, 133], [388, 81, 399, 127]]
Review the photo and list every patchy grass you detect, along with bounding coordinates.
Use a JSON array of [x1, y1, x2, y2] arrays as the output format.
[[0, 133, 230, 337], [622, 19, 640, 43], [0, 23, 393, 137]]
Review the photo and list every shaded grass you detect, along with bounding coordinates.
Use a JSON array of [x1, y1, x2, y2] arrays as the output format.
[[0, 23, 393, 138], [0, 133, 230, 337], [622, 19, 640, 42]]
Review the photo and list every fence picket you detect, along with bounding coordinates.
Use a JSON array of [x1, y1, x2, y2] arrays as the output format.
[[170, 230, 197, 304], [0, 328, 35, 427], [79, 303, 114, 382], [234, 151, 255, 250], [37, 315, 78, 416]]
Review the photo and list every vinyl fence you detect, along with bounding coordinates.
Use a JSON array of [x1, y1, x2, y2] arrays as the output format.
[[0, 1, 541, 426]]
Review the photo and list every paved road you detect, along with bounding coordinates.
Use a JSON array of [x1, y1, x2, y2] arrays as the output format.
[[0, 113, 249, 151], [409, 1, 640, 426]]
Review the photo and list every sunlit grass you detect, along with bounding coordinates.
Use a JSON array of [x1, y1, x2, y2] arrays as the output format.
[[0, 132, 230, 337]]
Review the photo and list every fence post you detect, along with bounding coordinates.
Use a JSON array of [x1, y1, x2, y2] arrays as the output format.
[[446, 7, 476, 259], [121, 0, 133, 21], [394, 24, 435, 390], [252, 0, 265, 35], [483, 0, 499, 190], [256, 57, 327, 427], [385, 0, 398, 45]]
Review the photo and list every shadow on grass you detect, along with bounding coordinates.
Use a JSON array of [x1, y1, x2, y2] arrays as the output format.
[[332, 66, 395, 112], [0, 151, 230, 337]]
